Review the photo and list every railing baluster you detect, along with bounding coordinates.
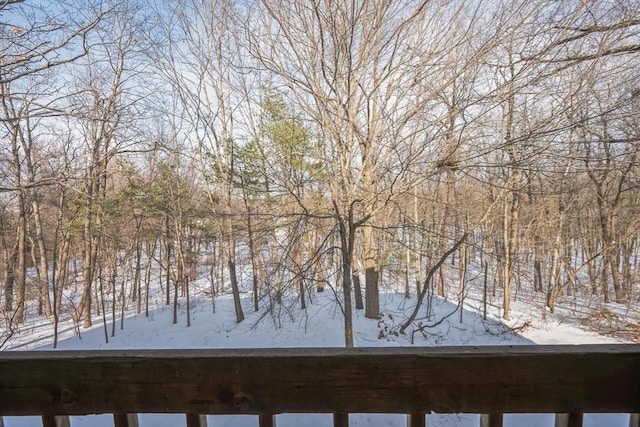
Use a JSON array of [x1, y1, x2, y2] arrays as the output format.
[[259, 413, 275, 427], [629, 413, 639, 427], [186, 413, 208, 427], [407, 412, 426, 427], [113, 413, 139, 427], [42, 415, 70, 427], [480, 413, 503, 427], [333, 412, 348, 427], [555, 413, 583, 427]]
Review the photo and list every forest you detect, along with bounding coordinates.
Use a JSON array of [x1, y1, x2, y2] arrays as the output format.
[[1, 0, 639, 348]]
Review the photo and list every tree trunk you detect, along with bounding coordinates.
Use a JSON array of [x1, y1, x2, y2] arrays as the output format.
[[78, 171, 96, 329], [227, 215, 244, 323], [295, 243, 306, 310], [353, 269, 364, 310], [9, 125, 27, 325], [437, 168, 456, 297], [110, 258, 117, 338], [334, 201, 355, 348], [228, 244, 244, 323], [246, 206, 261, 312], [14, 214, 26, 325], [413, 187, 422, 298], [2, 84, 26, 324], [134, 239, 142, 314], [597, 197, 624, 303], [174, 215, 189, 327], [165, 215, 172, 306], [3, 238, 16, 315], [533, 258, 543, 293], [20, 119, 52, 317], [99, 263, 109, 345], [338, 221, 354, 348], [601, 258, 610, 303], [119, 255, 126, 331], [458, 243, 467, 323], [315, 256, 325, 292], [404, 225, 411, 299], [362, 225, 379, 319], [502, 189, 520, 321], [55, 234, 70, 318], [144, 240, 155, 318]]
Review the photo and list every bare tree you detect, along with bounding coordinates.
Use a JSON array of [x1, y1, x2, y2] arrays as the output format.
[[149, 0, 248, 323], [0, 0, 107, 86], [0, 0, 111, 325], [71, 1, 149, 328], [247, 0, 507, 345]]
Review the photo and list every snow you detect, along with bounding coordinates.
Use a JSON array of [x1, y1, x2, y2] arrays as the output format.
[[2, 268, 637, 426]]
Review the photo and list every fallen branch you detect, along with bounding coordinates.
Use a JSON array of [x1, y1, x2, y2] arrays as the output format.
[[399, 233, 468, 335]]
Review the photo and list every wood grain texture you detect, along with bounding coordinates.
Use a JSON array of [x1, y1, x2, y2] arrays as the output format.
[[480, 413, 502, 427], [0, 345, 638, 416], [113, 413, 138, 427], [42, 416, 70, 427], [259, 414, 274, 427], [333, 412, 349, 427], [555, 413, 583, 427], [186, 413, 207, 427], [407, 413, 426, 427]]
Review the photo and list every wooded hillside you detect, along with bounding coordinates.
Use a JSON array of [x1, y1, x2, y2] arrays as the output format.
[[1, 0, 639, 347]]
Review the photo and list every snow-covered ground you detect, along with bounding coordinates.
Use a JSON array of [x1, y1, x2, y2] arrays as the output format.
[[2, 267, 638, 426]]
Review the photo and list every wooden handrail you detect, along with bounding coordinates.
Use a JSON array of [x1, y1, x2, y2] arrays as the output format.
[[0, 345, 638, 420]]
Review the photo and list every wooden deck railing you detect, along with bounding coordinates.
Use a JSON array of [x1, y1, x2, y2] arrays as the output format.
[[1, 345, 639, 427]]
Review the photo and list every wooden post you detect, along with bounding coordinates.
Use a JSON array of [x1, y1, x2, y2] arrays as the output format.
[[407, 413, 426, 427], [333, 412, 349, 427], [480, 413, 503, 427], [42, 416, 70, 427], [113, 413, 139, 427], [629, 413, 639, 427], [259, 414, 275, 427], [483, 262, 488, 320], [186, 413, 208, 427], [555, 413, 583, 427]]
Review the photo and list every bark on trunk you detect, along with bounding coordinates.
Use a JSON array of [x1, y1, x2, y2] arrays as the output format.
[[362, 225, 379, 319]]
